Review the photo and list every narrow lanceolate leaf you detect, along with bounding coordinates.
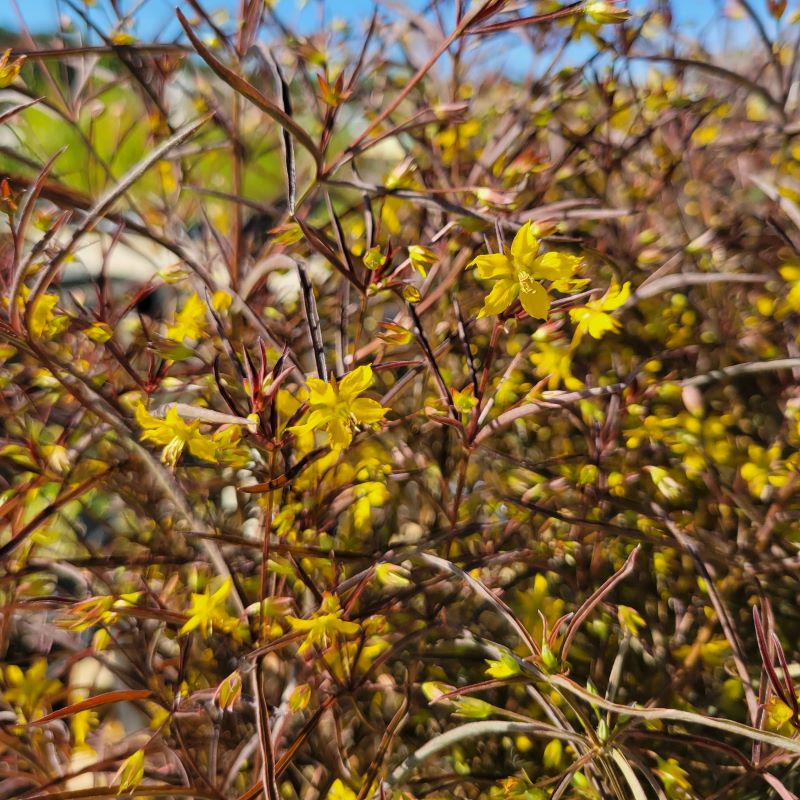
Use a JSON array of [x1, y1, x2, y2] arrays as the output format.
[[610, 749, 649, 800], [383, 721, 586, 788], [468, 1, 584, 34], [14, 145, 67, 250], [28, 690, 152, 726], [762, 772, 800, 800], [9, 146, 69, 328], [560, 546, 639, 661], [296, 259, 328, 381], [419, 553, 540, 657], [0, 96, 42, 126], [266, 48, 297, 214], [754, 605, 792, 710], [251, 663, 280, 800], [9, 210, 70, 331], [176, 10, 321, 168], [541, 670, 800, 755]]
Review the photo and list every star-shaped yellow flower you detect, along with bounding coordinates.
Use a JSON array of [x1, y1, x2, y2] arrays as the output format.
[[290, 365, 388, 451], [470, 222, 582, 320], [529, 337, 583, 390], [0, 49, 26, 89], [286, 593, 361, 655], [569, 281, 631, 341], [135, 403, 218, 466], [167, 292, 207, 343], [4, 659, 62, 721], [180, 578, 239, 637]]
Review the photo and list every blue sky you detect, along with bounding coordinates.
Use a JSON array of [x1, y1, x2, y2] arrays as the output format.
[[0, 0, 770, 40], [0, 0, 781, 78]]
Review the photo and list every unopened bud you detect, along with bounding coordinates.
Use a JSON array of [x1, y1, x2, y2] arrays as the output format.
[[585, 1, 630, 24]]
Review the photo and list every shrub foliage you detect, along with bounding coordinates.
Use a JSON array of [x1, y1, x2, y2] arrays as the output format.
[[2, 1, 800, 798]]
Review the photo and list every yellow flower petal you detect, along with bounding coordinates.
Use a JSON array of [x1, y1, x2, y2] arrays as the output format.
[[350, 397, 388, 424], [331, 618, 361, 636], [589, 314, 620, 338], [510, 221, 539, 268], [327, 779, 357, 800], [139, 423, 174, 447], [472, 253, 513, 280], [338, 365, 374, 401], [328, 417, 353, 450], [187, 436, 218, 463], [478, 278, 518, 318], [167, 292, 207, 342], [286, 616, 316, 632], [519, 279, 550, 319], [601, 281, 631, 310], [289, 408, 334, 438], [307, 378, 337, 406], [163, 406, 184, 428], [531, 251, 582, 281], [135, 402, 159, 431], [179, 613, 202, 635]]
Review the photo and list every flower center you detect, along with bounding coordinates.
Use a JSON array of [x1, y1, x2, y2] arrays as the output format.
[[517, 270, 535, 293]]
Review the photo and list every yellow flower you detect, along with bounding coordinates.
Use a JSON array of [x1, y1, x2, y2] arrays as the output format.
[[470, 222, 581, 320], [543, 739, 563, 769], [111, 32, 137, 46], [740, 443, 787, 498], [485, 652, 521, 680], [617, 605, 645, 636], [71, 700, 97, 750], [167, 293, 207, 342], [352, 480, 390, 533], [408, 244, 437, 277], [4, 659, 62, 720], [764, 695, 798, 734], [290, 365, 388, 451], [529, 338, 583, 390], [29, 293, 69, 340], [654, 758, 692, 795], [65, 592, 142, 631], [779, 264, 800, 316], [375, 562, 411, 587], [326, 779, 357, 800], [288, 683, 312, 712], [180, 578, 239, 637], [0, 49, 26, 88], [287, 593, 360, 655], [570, 281, 631, 341], [644, 465, 684, 501], [115, 749, 145, 795], [451, 385, 478, 419], [86, 322, 113, 343], [135, 403, 218, 466]]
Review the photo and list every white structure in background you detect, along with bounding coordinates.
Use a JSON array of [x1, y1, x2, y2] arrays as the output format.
[[59, 231, 178, 289]]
